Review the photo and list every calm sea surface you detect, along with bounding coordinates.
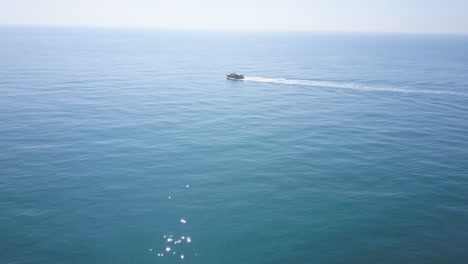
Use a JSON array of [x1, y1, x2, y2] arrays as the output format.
[[1, 26, 468, 263]]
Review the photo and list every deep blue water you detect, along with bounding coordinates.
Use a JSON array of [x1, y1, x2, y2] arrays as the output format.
[[1, 26, 468, 263]]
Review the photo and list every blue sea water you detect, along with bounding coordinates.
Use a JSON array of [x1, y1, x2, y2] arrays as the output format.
[[1, 26, 468, 263]]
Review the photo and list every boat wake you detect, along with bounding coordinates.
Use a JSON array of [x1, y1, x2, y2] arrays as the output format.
[[244, 77, 467, 96]]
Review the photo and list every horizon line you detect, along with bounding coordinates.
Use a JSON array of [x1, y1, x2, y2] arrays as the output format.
[[1, 23, 468, 36]]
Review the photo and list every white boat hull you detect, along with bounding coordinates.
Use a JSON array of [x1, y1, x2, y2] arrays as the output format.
[[227, 76, 244, 80]]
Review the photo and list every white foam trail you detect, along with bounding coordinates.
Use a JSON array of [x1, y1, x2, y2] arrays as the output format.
[[244, 77, 467, 96]]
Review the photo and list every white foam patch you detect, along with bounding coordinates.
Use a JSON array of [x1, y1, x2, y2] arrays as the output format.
[[243, 76, 467, 96]]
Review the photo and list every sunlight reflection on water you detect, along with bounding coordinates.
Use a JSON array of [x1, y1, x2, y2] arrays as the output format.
[[152, 184, 196, 261]]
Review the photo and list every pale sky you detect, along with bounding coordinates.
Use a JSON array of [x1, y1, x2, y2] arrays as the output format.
[[1, 0, 467, 34]]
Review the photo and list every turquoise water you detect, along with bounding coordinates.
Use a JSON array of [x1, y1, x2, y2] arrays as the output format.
[[1, 26, 468, 263]]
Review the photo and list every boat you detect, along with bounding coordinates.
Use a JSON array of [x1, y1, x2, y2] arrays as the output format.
[[226, 73, 244, 80]]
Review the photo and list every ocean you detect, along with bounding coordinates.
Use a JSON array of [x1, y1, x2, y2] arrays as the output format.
[[1, 26, 468, 263]]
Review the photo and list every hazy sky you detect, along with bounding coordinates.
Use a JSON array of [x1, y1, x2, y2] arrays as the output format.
[[1, 0, 467, 34]]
